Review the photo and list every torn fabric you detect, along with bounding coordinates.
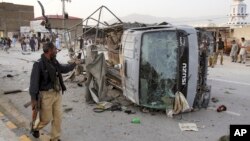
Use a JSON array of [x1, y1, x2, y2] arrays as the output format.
[[86, 53, 107, 102], [167, 91, 191, 117]]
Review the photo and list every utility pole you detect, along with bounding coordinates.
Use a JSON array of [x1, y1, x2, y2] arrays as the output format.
[[61, 0, 71, 49]]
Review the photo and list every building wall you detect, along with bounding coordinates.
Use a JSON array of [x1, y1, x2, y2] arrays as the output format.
[[32, 18, 83, 41], [231, 26, 250, 40], [49, 19, 82, 29], [50, 18, 83, 39], [0, 2, 34, 37]]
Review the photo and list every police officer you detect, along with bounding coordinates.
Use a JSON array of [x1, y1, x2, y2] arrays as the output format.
[[29, 42, 80, 141]]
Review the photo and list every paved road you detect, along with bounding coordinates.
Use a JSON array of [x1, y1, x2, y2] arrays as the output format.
[[0, 45, 250, 141], [0, 112, 19, 141]]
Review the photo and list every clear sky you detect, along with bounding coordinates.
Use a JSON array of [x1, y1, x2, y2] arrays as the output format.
[[1, 0, 249, 20]]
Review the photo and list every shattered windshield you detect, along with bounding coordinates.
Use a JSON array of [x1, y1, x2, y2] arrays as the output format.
[[139, 31, 178, 108]]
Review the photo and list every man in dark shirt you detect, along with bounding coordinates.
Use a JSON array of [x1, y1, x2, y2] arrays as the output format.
[[29, 37, 36, 52], [29, 42, 79, 141], [216, 38, 225, 65]]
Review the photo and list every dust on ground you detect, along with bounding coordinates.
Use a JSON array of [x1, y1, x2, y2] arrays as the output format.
[[1, 44, 250, 141]]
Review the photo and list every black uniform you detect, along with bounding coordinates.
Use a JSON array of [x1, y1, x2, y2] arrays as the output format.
[[29, 54, 76, 100]]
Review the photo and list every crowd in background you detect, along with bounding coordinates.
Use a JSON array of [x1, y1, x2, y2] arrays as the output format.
[[0, 37, 12, 52], [0, 33, 62, 53]]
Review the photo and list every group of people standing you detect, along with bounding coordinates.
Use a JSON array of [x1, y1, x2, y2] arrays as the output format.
[[0, 37, 12, 52], [230, 37, 248, 64], [20, 34, 62, 52], [209, 37, 248, 67], [20, 35, 40, 52], [20, 35, 42, 52]]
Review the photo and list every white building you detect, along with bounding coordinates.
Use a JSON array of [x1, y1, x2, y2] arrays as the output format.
[[228, 0, 248, 26], [20, 26, 31, 37]]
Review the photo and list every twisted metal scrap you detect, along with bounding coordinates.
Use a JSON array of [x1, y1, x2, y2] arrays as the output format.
[[37, 0, 54, 40]]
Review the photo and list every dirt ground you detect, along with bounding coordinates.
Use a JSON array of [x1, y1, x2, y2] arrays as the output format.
[[0, 44, 250, 141]]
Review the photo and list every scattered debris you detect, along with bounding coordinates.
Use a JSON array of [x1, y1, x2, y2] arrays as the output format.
[[24, 101, 31, 108], [224, 91, 232, 94], [217, 105, 227, 112], [2, 73, 20, 78], [141, 108, 149, 113], [131, 117, 140, 124], [179, 123, 198, 132], [167, 110, 174, 118], [211, 97, 219, 103], [77, 83, 83, 87], [4, 89, 22, 94], [121, 106, 127, 111], [6, 74, 14, 78], [123, 132, 130, 136], [207, 107, 240, 116], [110, 104, 122, 111], [64, 108, 73, 113], [72, 100, 79, 103], [124, 109, 136, 114], [93, 107, 105, 113], [3, 88, 28, 95], [93, 101, 114, 113], [23, 71, 28, 73], [226, 87, 236, 90], [97, 101, 113, 110]]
